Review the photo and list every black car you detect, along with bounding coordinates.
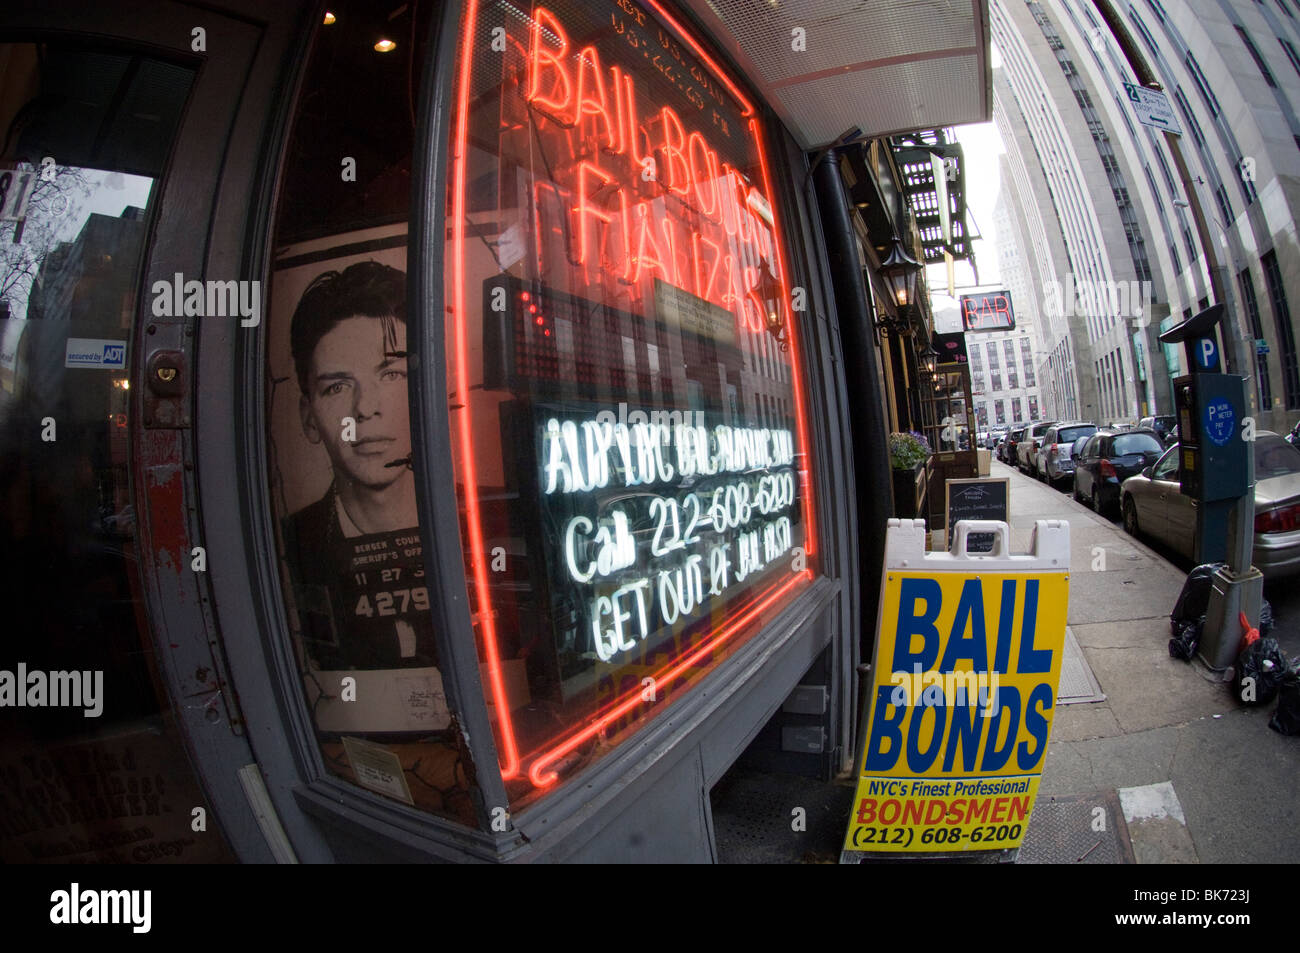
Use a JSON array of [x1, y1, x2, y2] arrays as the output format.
[[1072, 428, 1165, 517], [1139, 415, 1177, 447], [1001, 426, 1025, 464]]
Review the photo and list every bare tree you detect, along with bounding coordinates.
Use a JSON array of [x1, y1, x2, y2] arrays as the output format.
[[0, 164, 95, 318]]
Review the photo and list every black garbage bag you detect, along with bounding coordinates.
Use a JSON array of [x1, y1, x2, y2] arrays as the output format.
[[1259, 599, 1275, 639], [1170, 562, 1226, 638], [1234, 637, 1287, 706], [1269, 662, 1300, 736], [1168, 616, 1202, 661]]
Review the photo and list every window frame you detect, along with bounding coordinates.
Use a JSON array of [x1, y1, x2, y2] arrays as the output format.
[[407, 0, 850, 847]]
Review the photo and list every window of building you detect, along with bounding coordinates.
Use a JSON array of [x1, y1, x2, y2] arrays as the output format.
[[443, 0, 818, 804], [1129, 9, 1161, 55], [1239, 267, 1274, 410], [992, 368, 1003, 390], [1184, 53, 1223, 117], [1029, 395, 1040, 418], [1262, 251, 1300, 408], [1215, 183, 1234, 224], [1172, 87, 1206, 149], [987, 341, 1001, 366], [995, 399, 1006, 425], [262, 0, 490, 824], [1281, 37, 1300, 79], [1237, 25, 1279, 88], [1013, 398, 1023, 422]]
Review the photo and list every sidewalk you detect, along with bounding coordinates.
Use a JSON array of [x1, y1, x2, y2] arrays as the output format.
[[997, 459, 1300, 864]]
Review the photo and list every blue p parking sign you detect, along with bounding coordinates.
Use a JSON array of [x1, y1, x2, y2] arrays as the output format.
[[1193, 336, 1219, 371]]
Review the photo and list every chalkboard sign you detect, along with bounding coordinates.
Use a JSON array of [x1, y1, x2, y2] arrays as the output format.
[[945, 477, 1009, 553]]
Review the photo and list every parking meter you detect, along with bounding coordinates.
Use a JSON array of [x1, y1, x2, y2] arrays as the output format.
[[1159, 304, 1261, 670], [1172, 372, 1248, 503], [1160, 305, 1247, 506]]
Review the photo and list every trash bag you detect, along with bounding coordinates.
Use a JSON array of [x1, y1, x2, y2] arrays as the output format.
[[1259, 599, 1275, 639], [1234, 637, 1288, 706], [1170, 562, 1225, 638], [1168, 616, 1202, 661], [1269, 662, 1300, 736]]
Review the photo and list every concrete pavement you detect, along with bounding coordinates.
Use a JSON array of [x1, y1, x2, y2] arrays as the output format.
[[996, 459, 1300, 864]]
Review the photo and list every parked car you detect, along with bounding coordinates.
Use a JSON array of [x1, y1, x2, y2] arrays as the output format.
[[1139, 415, 1177, 447], [1017, 421, 1057, 476], [1000, 426, 1025, 464], [1037, 422, 1098, 487], [1073, 428, 1165, 517], [1121, 432, 1300, 578]]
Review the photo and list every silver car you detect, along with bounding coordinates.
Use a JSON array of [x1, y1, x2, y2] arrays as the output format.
[[1017, 421, 1057, 476], [1120, 432, 1300, 578], [1037, 422, 1097, 486]]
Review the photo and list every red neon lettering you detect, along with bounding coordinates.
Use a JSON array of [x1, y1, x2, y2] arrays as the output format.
[[609, 64, 627, 155], [687, 131, 719, 219], [630, 201, 670, 284], [527, 8, 572, 120], [693, 233, 722, 304], [573, 46, 616, 149], [995, 296, 1010, 325], [573, 161, 614, 276], [622, 73, 650, 169], [659, 106, 691, 197]]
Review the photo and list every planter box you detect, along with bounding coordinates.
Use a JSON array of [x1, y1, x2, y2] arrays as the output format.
[[891, 463, 926, 519]]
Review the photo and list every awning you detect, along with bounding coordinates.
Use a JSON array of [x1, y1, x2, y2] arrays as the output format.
[[678, 0, 992, 149]]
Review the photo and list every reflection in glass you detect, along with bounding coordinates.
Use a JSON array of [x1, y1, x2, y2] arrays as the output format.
[[447, 0, 818, 804], [0, 43, 234, 863]]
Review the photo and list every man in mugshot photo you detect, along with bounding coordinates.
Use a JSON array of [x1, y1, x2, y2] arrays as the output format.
[[281, 260, 436, 670]]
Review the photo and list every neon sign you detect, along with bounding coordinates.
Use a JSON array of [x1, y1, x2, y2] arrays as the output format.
[[449, 0, 819, 795], [961, 290, 1016, 333]]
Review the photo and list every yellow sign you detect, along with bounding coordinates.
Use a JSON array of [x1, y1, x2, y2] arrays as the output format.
[[844, 563, 1068, 853]]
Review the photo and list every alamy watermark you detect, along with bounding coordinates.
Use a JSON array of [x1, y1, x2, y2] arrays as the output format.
[[1043, 275, 1153, 324], [0, 663, 103, 717], [888, 664, 1001, 717], [150, 273, 260, 327]]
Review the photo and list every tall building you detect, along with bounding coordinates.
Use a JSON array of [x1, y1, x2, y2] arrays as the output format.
[[1112, 0, 1300, 432], [961, 189, 1051, 430], [994, 75, 1095, 421], [991, 0, 1300, 433]]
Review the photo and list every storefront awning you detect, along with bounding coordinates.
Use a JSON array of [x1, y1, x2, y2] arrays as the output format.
[[680, 0, 991, 148]]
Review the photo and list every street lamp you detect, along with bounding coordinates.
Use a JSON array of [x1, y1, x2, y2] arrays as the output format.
[[879, 236, 922, 312]]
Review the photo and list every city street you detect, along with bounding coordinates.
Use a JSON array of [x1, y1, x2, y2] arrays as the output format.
[[993, 458, 1300, 863]]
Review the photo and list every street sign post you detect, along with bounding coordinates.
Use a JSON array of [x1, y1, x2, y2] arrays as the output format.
[[842, 518, 1070, 859], [1123, 83, 1182, 134]]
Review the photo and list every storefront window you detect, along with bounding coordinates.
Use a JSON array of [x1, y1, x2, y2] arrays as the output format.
[[265, 0, 482, 826], [446, 0, 817, 805]]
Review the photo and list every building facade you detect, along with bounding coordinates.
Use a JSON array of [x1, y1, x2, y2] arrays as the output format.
[[0, 0, 988, 863]]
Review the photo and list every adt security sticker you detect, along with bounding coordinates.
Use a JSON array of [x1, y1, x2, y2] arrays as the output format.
[[65, 338, 127, 369], [1203, 397, 1235, 446]]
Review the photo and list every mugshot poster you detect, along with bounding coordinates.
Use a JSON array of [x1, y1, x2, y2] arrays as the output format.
[[268, 226, 444, 708]]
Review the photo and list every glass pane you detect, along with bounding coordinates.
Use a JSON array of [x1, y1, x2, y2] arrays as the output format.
[[447, 0, 818, 805], [265, 0, 482, 826], [0, 44, 235, 863]]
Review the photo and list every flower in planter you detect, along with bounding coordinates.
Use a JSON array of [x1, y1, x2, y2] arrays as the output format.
[[888, 431, 931, 470]]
